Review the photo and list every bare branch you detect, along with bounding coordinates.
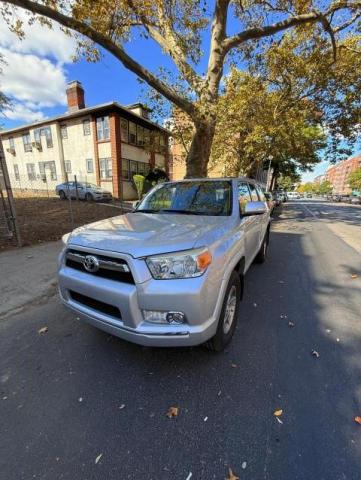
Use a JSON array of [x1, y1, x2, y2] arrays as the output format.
[[0, 0, 196, 116], [126, 0, 204, 95]]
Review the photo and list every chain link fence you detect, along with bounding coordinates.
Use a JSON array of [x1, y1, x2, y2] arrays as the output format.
[[0, 167, 133, 250]]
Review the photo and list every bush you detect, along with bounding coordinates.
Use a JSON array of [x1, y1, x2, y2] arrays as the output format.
[[133, 174, 145, 199]]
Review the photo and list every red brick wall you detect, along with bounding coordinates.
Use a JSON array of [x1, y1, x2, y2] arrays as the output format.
[[326, 155, 361, 194], [109, 113, 122, 199], [66, 85, 85, 111]]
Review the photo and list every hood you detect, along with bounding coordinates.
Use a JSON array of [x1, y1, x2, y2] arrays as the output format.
[[68, 212, 231, 257]]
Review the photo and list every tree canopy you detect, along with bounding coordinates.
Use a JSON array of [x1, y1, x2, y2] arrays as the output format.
[[348, 168, 361, 190], [0, 0, 360, 177]]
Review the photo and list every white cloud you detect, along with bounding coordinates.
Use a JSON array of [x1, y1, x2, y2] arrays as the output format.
[[0, 11, 77, 123], [0, 11, 77, 63], [2, 102, 45, 122]]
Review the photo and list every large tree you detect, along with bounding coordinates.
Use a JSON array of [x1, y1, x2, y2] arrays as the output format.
[[0, 0, 360, 177], [348, 168, 361, 190]]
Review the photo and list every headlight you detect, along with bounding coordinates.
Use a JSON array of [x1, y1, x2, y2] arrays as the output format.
[[145, 248, 212, 279]]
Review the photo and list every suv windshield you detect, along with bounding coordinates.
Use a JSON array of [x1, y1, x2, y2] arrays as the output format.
[[136, 181, 232, 216]]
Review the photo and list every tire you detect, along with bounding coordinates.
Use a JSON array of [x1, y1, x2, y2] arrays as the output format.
[[85, 192, 93, 202], [59, 190, 66, 200], [205, 271, 241, 352], [255, 229, 270, 264]]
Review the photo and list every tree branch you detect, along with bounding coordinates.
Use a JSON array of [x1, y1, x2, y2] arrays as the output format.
[[0, 0, 196, 116]]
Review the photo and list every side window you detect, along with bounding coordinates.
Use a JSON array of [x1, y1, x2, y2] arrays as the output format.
[[238, 182, 251, 215], [256, 184, 266, 201], [248, 183, 259, 202]]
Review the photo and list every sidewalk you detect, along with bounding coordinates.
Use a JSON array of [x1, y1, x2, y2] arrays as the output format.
[[0, 241, 62, 319]]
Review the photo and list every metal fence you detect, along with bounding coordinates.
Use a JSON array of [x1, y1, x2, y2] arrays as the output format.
[[0, 165, 133, 249]]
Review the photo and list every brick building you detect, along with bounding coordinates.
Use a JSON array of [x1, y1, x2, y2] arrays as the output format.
[[325, 155, 361, 194], [0, 81, 170, 200]]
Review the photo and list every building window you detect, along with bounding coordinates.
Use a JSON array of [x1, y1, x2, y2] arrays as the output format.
[[60, 124, 68, 139], [121, 158, 150, 180], [129, 122, 137, 144], [9, 137, 15, 150], [44, 127, 53, 148], [65, 161, 72, 173], [99, 158, 112, 179], [39, 161, 57, 181], [120, 118, 128, 142], [22, 132, 32, 152], [14, 164, 20, 181], [96, 116, 110, 141], [86, 159, 94, 173], [26, 163, 36, 181], [153, 132, 160, 152], [83, 119, 91, 136], [137, 126, 144, 146], [144, 128, 150, 146]]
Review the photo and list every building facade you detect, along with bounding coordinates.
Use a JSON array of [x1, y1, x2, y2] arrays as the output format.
[[325, 155, 361, 194], [0, 81, 170, 200], [314, 174, 326, 184]]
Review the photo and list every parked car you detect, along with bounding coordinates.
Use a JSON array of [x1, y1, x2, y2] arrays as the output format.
[[58, 178, 271, 351], [306, 193, 312, 198], [340, 195, 351, 203], [264, 192, 275, 212], [56, 182, 112, 202], [287, 191, 301, 200], [350, 196, 361, 205]]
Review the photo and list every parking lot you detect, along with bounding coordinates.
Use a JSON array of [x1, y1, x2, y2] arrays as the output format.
[[1, 200, 361, 480]]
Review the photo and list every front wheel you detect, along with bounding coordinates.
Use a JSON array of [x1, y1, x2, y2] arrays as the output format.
[[59, 190, 66, 200], [205, 271, 241, 352], [85, 192, 93, 202]]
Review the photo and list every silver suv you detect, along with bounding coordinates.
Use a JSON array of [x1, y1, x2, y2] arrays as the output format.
[[58, 178, 271, 351]]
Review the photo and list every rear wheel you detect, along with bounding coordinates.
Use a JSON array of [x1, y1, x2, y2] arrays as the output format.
[[255, 229, 269, 264], [205, 271, 241, 352], [85, 192, 93, 202], [59, 190, 66, 200]]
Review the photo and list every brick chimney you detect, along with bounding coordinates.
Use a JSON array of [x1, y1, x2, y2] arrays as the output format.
[[66, 80, 85, 112]]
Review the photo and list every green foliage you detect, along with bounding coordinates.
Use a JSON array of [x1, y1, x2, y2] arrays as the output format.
[[348, 168, 361, 191], [277, 175, 298, 192], [317, 180, 333, 195], [133, 174, 145, 200]]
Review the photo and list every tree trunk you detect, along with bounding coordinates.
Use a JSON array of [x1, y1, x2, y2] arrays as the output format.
[[185, 122, 215, 178]]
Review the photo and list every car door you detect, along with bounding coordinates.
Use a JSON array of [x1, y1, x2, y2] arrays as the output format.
[[247, 182, 266, 256], [64, 182, 74, 198], [237, 181, 261, 269], [255, 184, 270, 243]]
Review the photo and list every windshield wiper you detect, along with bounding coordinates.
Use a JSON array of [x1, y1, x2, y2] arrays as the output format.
[[135, 209, 160, 213], [159, 209, 205, 215]]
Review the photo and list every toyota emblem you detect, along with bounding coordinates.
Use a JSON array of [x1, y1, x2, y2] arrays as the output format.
[[83, 255, 99, 273]]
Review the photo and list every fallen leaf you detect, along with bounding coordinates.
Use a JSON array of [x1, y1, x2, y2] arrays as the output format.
[[274, 409, 283, 417], [241, 462, 247, 470], [118, 404, 125, 410], [253, 303, 258, 307], [231, 363, 238, 368], [38, 326, 48, 335], [326, 329, 331, 333], [185, 473, 193, 480], [354, 416, 361, 425], [204, 416, 208, 422], [311, 350, 320, 358], [95, 453, 103, 464], [288, 321, 295, 327], [278, 280, 285, 284], [276, 417, 283, 424], [226, 468, 239, 480], [351, 274, 358, 279], [78, 397, 83, 402], [336, 338, 340, 342], [166, 406, 179, 418]]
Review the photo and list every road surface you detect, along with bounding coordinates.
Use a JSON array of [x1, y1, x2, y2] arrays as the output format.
[[1, 200, 361, 480]]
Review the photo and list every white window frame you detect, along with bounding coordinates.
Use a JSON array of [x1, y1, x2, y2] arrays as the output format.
[[99, 158, 112, 179], [96, 116, 110, 141], [86, 158, 94, 173]]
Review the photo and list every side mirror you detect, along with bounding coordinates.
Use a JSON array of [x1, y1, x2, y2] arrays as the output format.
[[243, 201, 267, 216]]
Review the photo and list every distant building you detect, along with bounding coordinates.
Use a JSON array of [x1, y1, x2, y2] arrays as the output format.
[[0, 81, 170, 200], [325, 155, 361, 194], [314, 174, 326, 184]]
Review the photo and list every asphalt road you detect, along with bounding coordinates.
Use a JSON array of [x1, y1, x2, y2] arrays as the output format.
[[1, 200, 361, 480]]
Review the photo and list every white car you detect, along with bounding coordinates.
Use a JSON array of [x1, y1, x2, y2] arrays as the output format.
[[287, 191, 300, 200]]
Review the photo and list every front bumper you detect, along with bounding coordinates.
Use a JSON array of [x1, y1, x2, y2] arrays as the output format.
[[58, 250, 221, 347]]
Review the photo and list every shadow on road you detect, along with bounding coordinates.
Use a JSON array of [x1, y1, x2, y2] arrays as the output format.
[[1, 217, 361, 479]]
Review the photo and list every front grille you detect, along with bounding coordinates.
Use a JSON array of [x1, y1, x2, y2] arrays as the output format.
[[65, 249, 135, 284], [69, 290, 122, 319]]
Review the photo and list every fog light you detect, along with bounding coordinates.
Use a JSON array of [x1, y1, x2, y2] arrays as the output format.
[[142, 310, 186, 324], [166, 312, 186, 324]]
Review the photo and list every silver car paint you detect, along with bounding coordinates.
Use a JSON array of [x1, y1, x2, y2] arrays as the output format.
[[58, 178, 270, 347]]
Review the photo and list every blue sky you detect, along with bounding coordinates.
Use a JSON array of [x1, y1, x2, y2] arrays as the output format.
[[0, 8, 356, 183]]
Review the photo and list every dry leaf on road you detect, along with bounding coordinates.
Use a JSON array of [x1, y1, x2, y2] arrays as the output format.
[[38, 327, 48, 335], [288, 321, 295, 327], [274, 409, 283, 417], [351, 274, 358, 279], [354, 416, 361, 425], [226, 468, 239, 480], [311, 350, 320, 358], [166, 406, 179, 418], [231, 363, 238, 368], [95, 453, 103, 464]]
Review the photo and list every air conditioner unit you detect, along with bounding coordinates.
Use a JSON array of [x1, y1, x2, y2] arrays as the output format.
[[32, 141, 42, 150], [6, 147, 15, 155]]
